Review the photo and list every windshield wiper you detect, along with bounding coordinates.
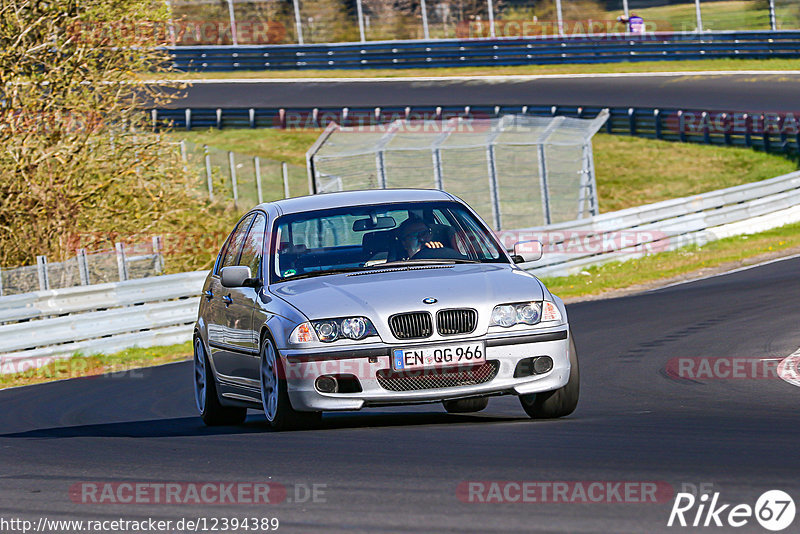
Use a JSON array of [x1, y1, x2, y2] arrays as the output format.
[[378, 258, 480, 268], [280, 267, 368, 281]]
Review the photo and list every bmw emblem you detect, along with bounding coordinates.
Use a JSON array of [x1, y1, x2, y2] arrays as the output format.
[[422, 297, 438, 304]]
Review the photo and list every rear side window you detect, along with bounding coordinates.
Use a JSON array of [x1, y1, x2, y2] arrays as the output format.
[[238, 213, 267, 278], [218, 213, 255, 273]]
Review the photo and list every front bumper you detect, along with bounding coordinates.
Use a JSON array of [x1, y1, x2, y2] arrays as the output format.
[[281, 327, 571, 412]]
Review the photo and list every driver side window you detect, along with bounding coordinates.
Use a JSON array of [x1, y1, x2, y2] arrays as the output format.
[[216, 213, 255, 274]]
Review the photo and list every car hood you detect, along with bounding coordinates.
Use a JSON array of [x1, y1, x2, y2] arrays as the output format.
[[269, 263, 544, 321]]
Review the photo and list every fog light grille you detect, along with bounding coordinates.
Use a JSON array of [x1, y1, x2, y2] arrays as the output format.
[[376, 361, 499, 392]]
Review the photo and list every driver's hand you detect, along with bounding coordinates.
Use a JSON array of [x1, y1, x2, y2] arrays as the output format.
[[423, 241, 444, 249]]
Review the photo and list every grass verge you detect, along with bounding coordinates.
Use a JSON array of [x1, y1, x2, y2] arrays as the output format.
[[169, 129, 798, 213], [145, 58, 800, 81], [0, 342, 193, 390], [543, 221, 800, 300]]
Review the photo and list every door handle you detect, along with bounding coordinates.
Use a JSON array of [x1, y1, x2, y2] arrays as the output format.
[[204, 290, 213, 300], [222, 295, 233, 306]]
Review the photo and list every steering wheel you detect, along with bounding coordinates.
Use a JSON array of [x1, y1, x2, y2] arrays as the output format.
[[411, 245, 468, 261]]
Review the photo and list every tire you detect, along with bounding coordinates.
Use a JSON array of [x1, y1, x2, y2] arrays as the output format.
[[443, 397, 489, 413], [260, 336, 322, 431], [519, 331, 580, 419], [194, 337, 247, 426]]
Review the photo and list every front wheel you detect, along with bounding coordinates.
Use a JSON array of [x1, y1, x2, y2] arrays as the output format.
[[194, 337, 247, 426], [260, 336, 321, 431], [519, 331, 580, 419]]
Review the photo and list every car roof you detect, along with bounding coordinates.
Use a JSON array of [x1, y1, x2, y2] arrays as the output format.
[[260, 189, 456, 216]]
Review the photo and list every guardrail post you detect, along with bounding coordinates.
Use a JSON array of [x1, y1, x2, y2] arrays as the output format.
[[376, 151, 387, 189], [77, 248, 90, 285], [228, 151, 238, 208], [628, 108, 636, 136], [678, 111, 686, 142], [762, 114, 772, 153], [255, 157, 264, 203], [537, 144, 551, 225], [0, 266, 4, 297], [356, 0, 366, 42], [185, 108, 192, 131], [702, 111, 710, 144], [225, 0, 238, 45], [152, 236, 164, 275], [722, 113, 732, 146], [654, 109, 662, 140], [744, 113, 752, 147], [694, 0, 703, 32], [115, 243, 128, 282], [151, 109, 158, 131], [768, 0, 776, 31], [432, 148, 444, 190], [282, 161, 291, 199], [216, 108, 223, 129], [485, 144, 502, 231], [421, 0, 431, 39], [204, 145, 214, 200], [292, 0, 304, 44], [486, 0, 495, 38], [36, 256, 49, 291], [249, 108, 256, 128], [555, 0, 564, 37]]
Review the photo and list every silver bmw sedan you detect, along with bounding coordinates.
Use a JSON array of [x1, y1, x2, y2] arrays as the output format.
[[194, 189, 578, 430]]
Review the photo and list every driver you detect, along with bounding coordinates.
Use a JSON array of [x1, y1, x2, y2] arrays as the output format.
[[397, 217, 443, 260]]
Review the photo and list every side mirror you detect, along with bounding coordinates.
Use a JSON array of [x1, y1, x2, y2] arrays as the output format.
[[511, 240, 543, 263], [220, 266, 260, 288]]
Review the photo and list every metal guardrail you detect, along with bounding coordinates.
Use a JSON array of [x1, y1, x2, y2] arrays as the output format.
[[0, 271, 207, 373], [167, 31, 800, 71], [511, 170, 800, 277], [155, 105, 800, 156]]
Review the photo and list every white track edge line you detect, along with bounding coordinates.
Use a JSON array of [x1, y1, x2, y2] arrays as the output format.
[[147, 70, 800, 84]]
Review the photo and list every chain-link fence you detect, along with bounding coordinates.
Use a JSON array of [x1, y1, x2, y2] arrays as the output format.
[[307, 112, 608, 230], [0, 239, 164, 297], [178, 141, 307, 208], [165, 0, 799, 46]]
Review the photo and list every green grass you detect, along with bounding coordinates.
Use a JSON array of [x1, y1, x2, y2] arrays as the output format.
[[543, 221, 800, 299], [146, 58, 800, 81], [635, 0, 771, 31], [592, 134, 797, 212], [169, 128, 798, 214], [0, 342, 193, 390]]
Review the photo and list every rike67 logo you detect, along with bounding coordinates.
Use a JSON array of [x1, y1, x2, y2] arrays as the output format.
[[668, 489, 796, 531]]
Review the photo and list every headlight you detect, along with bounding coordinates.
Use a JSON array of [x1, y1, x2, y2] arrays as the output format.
[[291, 317, 378, 344], [490, 301, 544, 327]]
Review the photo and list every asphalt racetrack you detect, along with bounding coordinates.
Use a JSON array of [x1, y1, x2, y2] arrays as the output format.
[[165, 72, 800, 113], [1, 256, 799, 533]]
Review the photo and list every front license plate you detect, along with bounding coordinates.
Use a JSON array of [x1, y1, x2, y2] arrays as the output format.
[[392, 343, 485, 372]]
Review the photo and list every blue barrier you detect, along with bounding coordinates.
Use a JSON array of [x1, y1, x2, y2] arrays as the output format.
[[153, 105, 800, 154], [167, 31, 800, 71]]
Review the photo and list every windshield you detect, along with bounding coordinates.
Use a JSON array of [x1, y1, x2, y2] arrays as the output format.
[[271, 201, 507, 283]]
